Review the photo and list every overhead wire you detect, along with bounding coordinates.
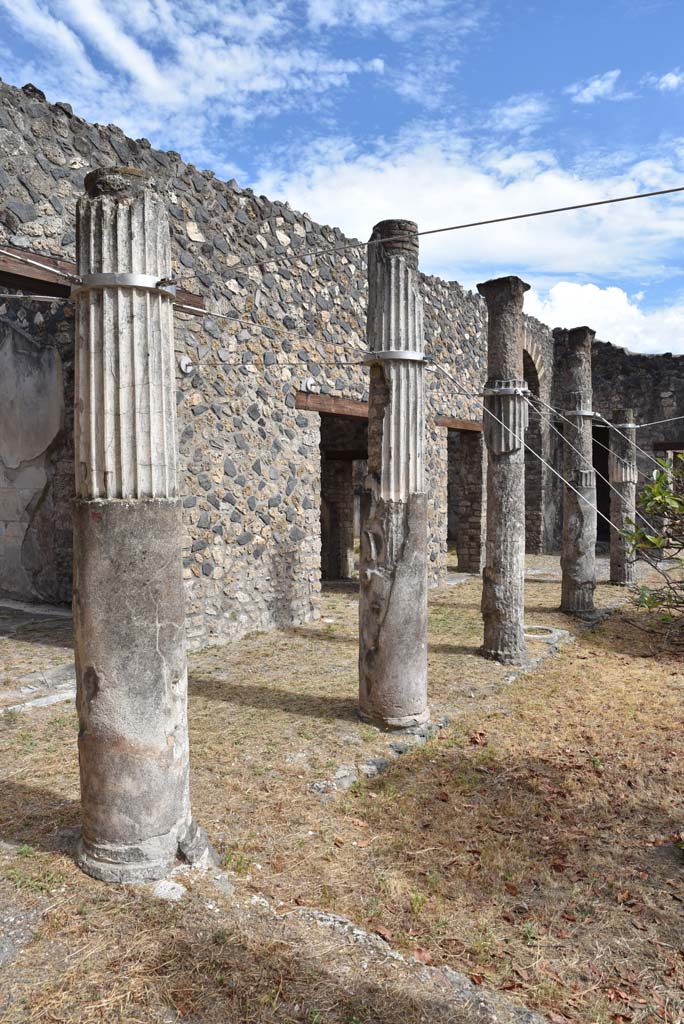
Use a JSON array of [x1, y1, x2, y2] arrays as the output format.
[[238, 185, 684, 271], [593, 412, 663, 471], [527, 391, 652, 477], [3, 188, 682, 452], [634, 413, 684, 429], [428, 360, 617, 530], [4, 185, 684, 282], [520, 393, 655, 533]]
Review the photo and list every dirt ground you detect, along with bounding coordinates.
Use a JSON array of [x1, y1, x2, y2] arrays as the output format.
[[1, 553, 683, 1023]]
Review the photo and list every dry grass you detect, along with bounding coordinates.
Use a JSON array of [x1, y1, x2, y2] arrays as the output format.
[[1, 553, 683, 1023]]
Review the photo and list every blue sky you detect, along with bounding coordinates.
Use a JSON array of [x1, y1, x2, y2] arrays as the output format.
[[1, 0, 684, 352]]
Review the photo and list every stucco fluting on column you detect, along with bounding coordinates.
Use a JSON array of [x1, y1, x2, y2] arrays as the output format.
[[75, 167, 177, 500], [556, 326, 597, 617], [609, 407, 638, 585], [478, 276, 530, 665], [359, 219, 428, 728], [73, 167, 208, 883]]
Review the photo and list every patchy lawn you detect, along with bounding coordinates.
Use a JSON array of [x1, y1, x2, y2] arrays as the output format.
[[1, 554, 683, 1023]]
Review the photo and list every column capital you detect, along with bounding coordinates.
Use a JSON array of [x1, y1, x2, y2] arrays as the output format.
[[370, 219, 419, 266], [84, 166, 150, 199], [477, 275, 530, 307], [566, 325, 596, 350]]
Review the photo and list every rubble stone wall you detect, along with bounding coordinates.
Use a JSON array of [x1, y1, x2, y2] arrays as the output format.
[[1, 79, 682, 645], [592, 341, 684, 470]]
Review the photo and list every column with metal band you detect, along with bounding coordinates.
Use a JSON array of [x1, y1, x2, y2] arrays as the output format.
[[609, 407, 638, 585], [358, 218, 429, 728], [555, 326, 597, 616], [73, 166, 211, 883], [478, 276, 530, 665]]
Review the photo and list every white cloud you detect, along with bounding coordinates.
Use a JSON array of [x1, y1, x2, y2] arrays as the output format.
[[565, 69, 631, 105], [0, 0, 101, 89], [0, 0, 385, 168], [527, 282, 684, 355], [653, 69, 684, 92], [252, 127, 684, 278], [489, 93, 550, 135], [251, 127, 684, 352], [305, 0, 484, 40], [55, 0, 172, 101]]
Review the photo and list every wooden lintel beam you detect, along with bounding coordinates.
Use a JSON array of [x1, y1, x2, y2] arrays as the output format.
[[297, 394, 485, 432], [296, 391, 369, 419], [437, 416, 483, 432], [653, 441, 684, 451], [322, 449, 368, 461], [0, 244, 205, 313]]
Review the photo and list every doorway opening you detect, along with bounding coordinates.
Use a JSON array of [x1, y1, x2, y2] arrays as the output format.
[[523, 350, 544, 553], [319, 412, 368, 581], [593, 422, 610, 542], [447, 428, 485, 573]]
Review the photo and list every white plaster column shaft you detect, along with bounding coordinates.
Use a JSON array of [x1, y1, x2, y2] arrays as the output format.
[[73, 167, 209, 884], [358, 219, 428, 728], [75, 167, 177, 499]]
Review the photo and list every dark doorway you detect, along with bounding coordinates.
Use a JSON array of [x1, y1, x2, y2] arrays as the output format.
[[593, 423, 610, 542], [447, 428, 485, 573], [319, 413, 368, 581], [523, 350, 544, 553]]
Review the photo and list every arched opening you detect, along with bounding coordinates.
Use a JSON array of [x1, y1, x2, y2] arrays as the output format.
[[523, 349, 544, 553]]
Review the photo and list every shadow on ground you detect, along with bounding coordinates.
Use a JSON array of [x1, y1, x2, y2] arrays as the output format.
[[189, 674, 359, 723]]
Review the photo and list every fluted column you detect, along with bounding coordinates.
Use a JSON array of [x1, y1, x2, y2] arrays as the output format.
[[478, 276, 530, 664], [556, 326, 597, 616], [609, 407, 638, 585], [358, 219, 428, 728], [73, 167, 209, 883]]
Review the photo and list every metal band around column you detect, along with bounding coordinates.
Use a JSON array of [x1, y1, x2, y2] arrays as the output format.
[[71, 272, 177, 299], [362, 349, 426, 364]]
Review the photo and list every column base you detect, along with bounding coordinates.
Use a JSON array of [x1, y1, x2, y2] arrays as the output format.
[[77, 833, 178, 884], [559, 607, 599, 622], [609, 568, 636, 587], [358, 706, 430, 731], [77, 819, 216, 884], [565, 593, 593, 614], [481, 645, 529, 667]]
